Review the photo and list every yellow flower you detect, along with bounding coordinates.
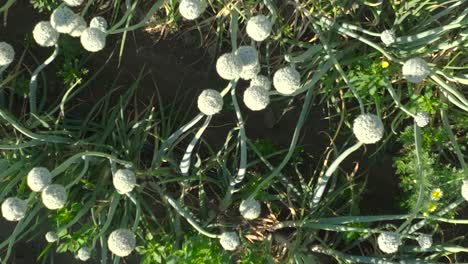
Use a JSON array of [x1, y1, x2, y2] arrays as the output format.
[[423, 212, 428, 217], [430, 188, 443, 201], [428, 203, 437, 212], [381, 61, 390, 69]]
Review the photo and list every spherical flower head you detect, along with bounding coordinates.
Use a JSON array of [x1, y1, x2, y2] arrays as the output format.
[[377, 232, 401, 254], [461, 180, 468, 201], [33, 21, 60, 47], [27, 167, 52, 192], [251, 75, 271, 90], [414, 111, 430, 127], [430, 188, 443, 201], [107, 229, 136, 257], [197, 89, 223, 115], [1, 197, 27, 222], [45, 231, 59, 243], [352, 114, 384, 144], [243, 86, 270, 111], [63, 0, 84, 6], [235, 46, 258, 68], [179, 0, 207, 20], [90, 17, 108, 32], [219, 231, 240, 251], [216, 53, 242, 80], [0, 42, 14, 66], [402, 58, 430, 83], [77, 247, 92, 261], [68, 15, 87, 37], [80, 27, 106, 52], [113, 169, 137, 194], [273, 66, 301, 95], [380, 30, 396, 46], [239, 199, 261, 220], [41, 184, 67, 210], [239, 63, 260, 80], [417, 234, 432, 249], [50, 6, 76, 34], [246, 15, 272, 42]]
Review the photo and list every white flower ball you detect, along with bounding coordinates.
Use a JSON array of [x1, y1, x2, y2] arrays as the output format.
[[377, 232, 401, 254], [239, 63, 260, 80], [246, 15, 272, 42], [235, 46, 258, 67], [63, 0, 84, 6], [27, 167, 52, 192], [41, 184, 67, 210], [462, 180, 468, 201], [352, 114, 384, 144], [80, 27, 106, 52], [107, 229, 136, 257], [414, 111, 430, 127], [77, 247, 92, 261], [45, 231, 59, 243], [68, 15, 87, 37], [179, 0, 207, 20], [380, 30, 396, 46], [33, 21, 60, 47], [243, 86, 270, 111], [216, 53, 242, 80], [219, 232, 240, 251], [239, 199, 261, 220], [0, 42, 14, 66], [50, 6, 76, 34], [402, 58, 430, 83], [251, 75, 271, 90], [113, 169, 137, 194], [417, 234, 433, 249], [273, 66, 301, 95], [1, 197, 27, 222], [197, 89, 223, 115], [90, 17, 108, 32]]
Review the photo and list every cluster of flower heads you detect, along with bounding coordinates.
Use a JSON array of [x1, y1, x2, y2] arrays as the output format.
[[0, 167, 66, 223], [32, 2, 108, 52], [44, 228, 137, 261], [28, 167, 68, 210], [377, 231, 434, 254]]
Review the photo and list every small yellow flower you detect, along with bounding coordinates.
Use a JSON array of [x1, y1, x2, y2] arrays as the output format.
[[381, 61, 390, 69], [428, 203, 437, 212], [423, 212, 428, 217], [430, 188, 443, 201]]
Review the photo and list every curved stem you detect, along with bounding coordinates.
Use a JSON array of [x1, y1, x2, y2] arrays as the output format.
[[311, 141, 363, 207], [0, 108, 70, 143], [179, 116, 212, 175], [164, 193, 218, 238], [29, 45, 59, 116], [51, 151, 133, 178], [229, 83, 247, 189], [384, 81, 416, 118]]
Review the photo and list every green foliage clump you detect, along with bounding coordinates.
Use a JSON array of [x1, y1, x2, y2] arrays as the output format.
[[395, 125, 464, 215], [136, 233, 231, 264]]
